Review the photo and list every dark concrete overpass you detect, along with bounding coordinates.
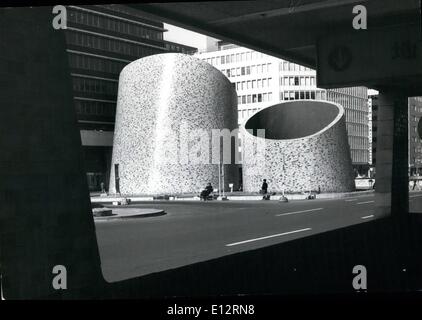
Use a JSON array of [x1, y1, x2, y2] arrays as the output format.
[[130, 0, 421, 89]]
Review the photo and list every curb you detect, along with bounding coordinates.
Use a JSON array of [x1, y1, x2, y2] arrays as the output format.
[[91, 190, 374, 203], [94, 209, 166, 221]]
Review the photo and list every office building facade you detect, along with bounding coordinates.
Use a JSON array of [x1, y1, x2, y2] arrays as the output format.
[[370, 95, 422, 176], [409, 97, 422, 175], [370, 94, 378, 168], [64, 4, 196, 190], [195, 43, 369, 173]]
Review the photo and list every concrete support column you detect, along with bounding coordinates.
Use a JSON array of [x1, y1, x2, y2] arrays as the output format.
[[375, 90, 408, 218], [0, 7, 104, 298]]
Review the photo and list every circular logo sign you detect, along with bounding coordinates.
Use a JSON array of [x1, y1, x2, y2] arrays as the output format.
[[328, 46, 353, 72]]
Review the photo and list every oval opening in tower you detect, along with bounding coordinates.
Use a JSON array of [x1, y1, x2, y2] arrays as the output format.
[[244, 100, 341, 140]]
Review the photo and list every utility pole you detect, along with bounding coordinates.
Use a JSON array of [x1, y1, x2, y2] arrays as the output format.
[[218, 162, 221, 198], [222, 163, 225, 198]]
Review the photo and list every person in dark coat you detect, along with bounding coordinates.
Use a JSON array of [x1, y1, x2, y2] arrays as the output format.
[[200, 182, 214, 201], [261, 179, 268, 194]]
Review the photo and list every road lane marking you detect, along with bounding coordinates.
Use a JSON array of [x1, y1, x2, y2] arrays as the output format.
[[410, 194, 422, 198], [361, 215, 374, 219], [276, 208, 323, 216], [345, 198, 358, 202], [356, 201, 374, 205], [226, 228, 312, 247]]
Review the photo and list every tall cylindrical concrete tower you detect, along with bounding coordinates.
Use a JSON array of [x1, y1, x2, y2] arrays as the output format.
[[109, 53, 238, 195]]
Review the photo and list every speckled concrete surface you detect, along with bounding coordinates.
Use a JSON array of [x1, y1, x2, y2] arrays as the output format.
[[241, 100, 355, 193], [109, 53, 239, 195]]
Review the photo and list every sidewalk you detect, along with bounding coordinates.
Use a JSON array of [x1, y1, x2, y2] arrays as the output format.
[[91, 190, 375, 203]]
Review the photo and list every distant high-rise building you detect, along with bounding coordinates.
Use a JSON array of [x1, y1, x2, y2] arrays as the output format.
[[369, 94, 378, 168], [195, 42, 369, 174], [205, 37, 219, 52], [408, 97, 422, 175], [370, 95, 422, 176], [326, 88, 369, 172], [165, 41, 198, 55], [64, 4, 197, 190], [368, 97, 373, 166]]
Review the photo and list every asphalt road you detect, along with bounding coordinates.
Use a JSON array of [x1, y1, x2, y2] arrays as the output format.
[[95, 191, 422, 282]]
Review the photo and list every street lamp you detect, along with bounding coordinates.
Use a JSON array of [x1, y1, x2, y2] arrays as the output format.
[[218, 161, 221, 198], [280, 153, 288, 202]]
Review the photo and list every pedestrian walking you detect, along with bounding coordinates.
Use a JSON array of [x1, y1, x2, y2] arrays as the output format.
[[261, 179, 270, 200], [261, 179, 268, 194]]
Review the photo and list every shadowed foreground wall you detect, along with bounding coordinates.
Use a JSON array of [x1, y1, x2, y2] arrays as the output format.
[[109, 53, 238, 195], [242, 100, 355, 193], [0, 7, 104, 299]]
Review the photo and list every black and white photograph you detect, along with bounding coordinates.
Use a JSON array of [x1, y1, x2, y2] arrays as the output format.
[[1, 0, 422, 312]]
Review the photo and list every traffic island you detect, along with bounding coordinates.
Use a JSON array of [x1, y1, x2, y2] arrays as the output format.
[[94, 208, 166, 222], [92, 208, 113, 217]]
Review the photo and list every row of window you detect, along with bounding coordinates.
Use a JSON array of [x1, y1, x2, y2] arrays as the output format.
[[165, 43, 196, 54], [410, 116, 420, 123], [65, 31, 162, 57], [345, 109, 368, 125], [346, 123, 369, 138], [238, 108, 261, 120], [281, 90, 325, 100], [280, 76, 316, 87], [203, 51, 314, 73], [204, 51, 266, 66], [328, 91, 367, 112], [350, 137, 369, 148], [219, 44, 239, 50], [204, 50, 317, 75], [235, 78, 272, 91], [237, 92, 273, 105], [72, 77, 118, 95], [411, 105, 422, 113], [221, 63, 272, 78], [411, 136, 421, 143], [68, 8, 163, 41], [329, 87, 367, 99], [68, 53, 128, 75], [98, 4, 162, 27], [350, 149, 369, 163], [413, 143, 422, 153], [75, 100, 116, 117], [279, 61, 314, 72]]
